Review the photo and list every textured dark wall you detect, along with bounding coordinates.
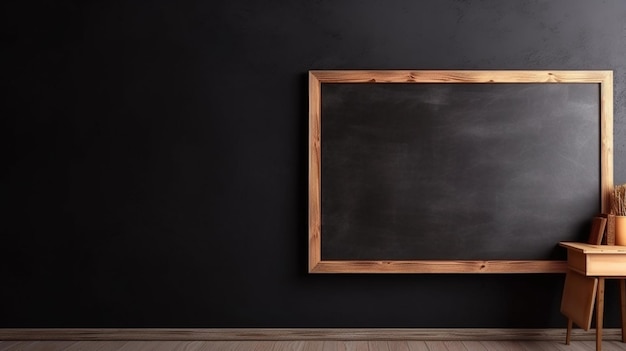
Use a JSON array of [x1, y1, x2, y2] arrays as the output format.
[[2, 0, 626, 327]]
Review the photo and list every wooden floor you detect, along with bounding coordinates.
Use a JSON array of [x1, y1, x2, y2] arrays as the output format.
[[2, 340, 626, 351]]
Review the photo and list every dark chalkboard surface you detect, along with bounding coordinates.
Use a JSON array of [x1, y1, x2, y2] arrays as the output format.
[[308, 71, 613, 273]]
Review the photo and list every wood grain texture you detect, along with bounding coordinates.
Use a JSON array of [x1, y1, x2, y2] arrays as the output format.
[[560, 242, 626, 277], [0, 342, 19, 351], [460, 341, 487, 351], [597, 278, 606, 351], [302, 341, 324, 351], [442, 341, 467, 351], [0, 341, 78, 351], [276, 341, 306, 351], [1, 329, 624, 342], [308, 71, 322, 272], [310, 260, 568, 274], [621, 280, 626, 342], [560, 271, 598, 331], [424, 341, 449, 351], [588, 256, 626, 277], [405, 341, 429, 351], [343, 341, 369, 351], [600, 70, 614, 215], [0, 342, 21, 351], [367, 341, 389, 351], [65, 341, 129, 351], [560, 242, 626, 254], [582, 340, 626, 351], [308, 70, 613, 274], [606, 214, 617, 245], [309, 70, 613, 84], [386, 341, 410, 351], [2, 341, 626, 351]]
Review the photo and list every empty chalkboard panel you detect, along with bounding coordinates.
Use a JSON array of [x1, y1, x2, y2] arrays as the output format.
[[308, 70, 613, 273]]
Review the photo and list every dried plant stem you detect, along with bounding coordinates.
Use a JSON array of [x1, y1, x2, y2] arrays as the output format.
[[612, 184, 626, 216]]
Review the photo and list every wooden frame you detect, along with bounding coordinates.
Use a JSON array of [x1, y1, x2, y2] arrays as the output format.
[[309, 70, 613, 273]]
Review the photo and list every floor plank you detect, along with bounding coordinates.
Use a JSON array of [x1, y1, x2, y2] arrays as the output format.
[[424, 341, 449, 351], [0, 342, 20, 351], [607, 341, 626, 351], [0, 342, 21, 351], [321, 341, 339, 351], [367, 341, 389, 351], [405, 341, 429, 351], [442, 340, 467, 351], [253, 341, 276, 351], [121, 341, 205, 351], [301, 341, 324, 351], [387, 341, 410, 351], [274, 341, 306, 351], [339, 341, 368, 351], [483, 341, 531, 351], [581, 340, 626, 351], [66, 341, 130, 351], [1, 341, 77, 351], [460, 341, 487, 351]]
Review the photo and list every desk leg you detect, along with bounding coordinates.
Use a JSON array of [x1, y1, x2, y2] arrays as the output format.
[[619, 279, 626, 342], [566, 318, 572, 345], [597, 277, 605, 351]]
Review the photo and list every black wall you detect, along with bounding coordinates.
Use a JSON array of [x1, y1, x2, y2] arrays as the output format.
[[3, 0, 626, 328]]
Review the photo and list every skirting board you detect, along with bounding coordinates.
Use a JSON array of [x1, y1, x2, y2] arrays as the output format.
[[0, 328, 623, 341]]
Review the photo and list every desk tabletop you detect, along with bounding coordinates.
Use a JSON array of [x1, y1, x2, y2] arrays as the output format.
[[560, 241, 626, 254]]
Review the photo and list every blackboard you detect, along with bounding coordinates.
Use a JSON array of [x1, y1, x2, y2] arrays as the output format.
[[308, 70, 613, 273]]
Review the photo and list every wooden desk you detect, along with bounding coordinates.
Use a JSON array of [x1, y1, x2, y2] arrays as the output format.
[[559, 242, 626, 351]]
